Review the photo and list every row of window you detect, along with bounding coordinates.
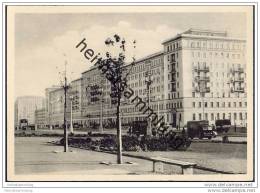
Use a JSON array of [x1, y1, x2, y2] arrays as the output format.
[[168, 92, 180, 99], [131, 58, 163, 72], [128, 68, 162, 81], [168, 62, 179, 71], [198, 93, 247, 99], [129, 78, 163, 89], [189, 41, 245, 51], [167, 53, 179, 62], [192, 62, 245, 69], [192, 91, 247, 98], [192, 101, 247, 108], [192, 51, 243, 59], [192, 80, 245, 89], [193, 112, 247, 121], [166, 42, 181, 52]]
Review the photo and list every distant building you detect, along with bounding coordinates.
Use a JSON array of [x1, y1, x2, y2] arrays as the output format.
[[35, 108, 47, 129], [69, 78, 83, 128], [15, 96, 45, 129], [45, 79, 83, 129], [45, 86, 61, 129], [46, 87, 64, 129]]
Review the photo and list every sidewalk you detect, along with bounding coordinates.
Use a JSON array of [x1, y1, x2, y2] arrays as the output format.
[[15, 137, 153, 175], [15, 137, 247, 175], [212, 136, 247, 143]]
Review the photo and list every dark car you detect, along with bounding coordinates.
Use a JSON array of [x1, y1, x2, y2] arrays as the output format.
[[215, 119, 231, 133]]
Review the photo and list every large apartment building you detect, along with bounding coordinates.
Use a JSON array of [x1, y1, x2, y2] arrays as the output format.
[[162, 29, 247, 127], [45, 28, 247, 129]]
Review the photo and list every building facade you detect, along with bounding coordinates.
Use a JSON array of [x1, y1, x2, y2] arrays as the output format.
[[45, 79, 84, 129], [68, 78, 83, 128], [45, 28, 248, 129], [35, 108, 47, 129], [162, 29, 247, 127], [15, 96, 45, 129], [45, 86, 61, 128]]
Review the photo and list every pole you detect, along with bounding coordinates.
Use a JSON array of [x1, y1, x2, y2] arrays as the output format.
[[63, 61, 68, 152], [147, 73, 152, 135], [157, 96, 160, 127], [70, 98, 73, 134], [99, 87, 103, 133], [116, 92, 122, 164], [202, 93, 205, 120]]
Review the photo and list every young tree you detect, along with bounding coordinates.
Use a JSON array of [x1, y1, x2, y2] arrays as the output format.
[[96, 34, 136, 164]]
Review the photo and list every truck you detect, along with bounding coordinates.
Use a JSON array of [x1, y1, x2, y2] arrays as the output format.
[[19, 119, 28, 130], [187, 120, 216, 139], [215, 119, 231, 133], [120, 120, 192, 151], [129, 120, 148, 136]]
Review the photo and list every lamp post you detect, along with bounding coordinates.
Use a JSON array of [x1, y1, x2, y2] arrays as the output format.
[[61, 56, 69, 152], [49, 101, 53, 130], [69, 95, 74, 134], [99, 85, 104, 133], [63, 74, 69, 152], [156, 95, 160, 127], [201, 91, 205, 120], [171, 107, 178, 129], [145, 70, 153, 135]]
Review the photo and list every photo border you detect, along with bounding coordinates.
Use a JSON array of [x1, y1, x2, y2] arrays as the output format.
[[1, 1, 258, 189]]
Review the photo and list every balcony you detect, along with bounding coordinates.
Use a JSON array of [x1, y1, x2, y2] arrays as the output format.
[[193, 87, 199, 92], [230, 77, 245, 83], [234, 77, 245, 82], [170, 77, 176, 82], [204, 87, 210, 93], [193, 87, 210, 93], [169, 60, 176, 64], [171, 88, 176, 92], [193, 66, 209, 72], [231, 87, 245, 93], [230, 67, 244, 74], [170, 68, 176, 73], [195, 76, 210, 82]]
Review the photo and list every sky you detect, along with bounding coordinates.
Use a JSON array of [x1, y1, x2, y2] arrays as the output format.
[[14, 12, 246, 98]]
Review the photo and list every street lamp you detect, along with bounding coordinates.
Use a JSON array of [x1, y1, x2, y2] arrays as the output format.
[[49, 101, 53, 130], [171, 107, 178, 129], [69, 95, 74, 134], [99, 85, 104, 133], [156, 95, 160, 127], [145, 70, 153, 135]]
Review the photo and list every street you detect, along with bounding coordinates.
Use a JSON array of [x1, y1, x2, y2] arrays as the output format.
[[15, 137, 247, 175]]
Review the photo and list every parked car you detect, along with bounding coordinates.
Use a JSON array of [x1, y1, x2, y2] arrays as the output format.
[[215, 119, 231, 133]]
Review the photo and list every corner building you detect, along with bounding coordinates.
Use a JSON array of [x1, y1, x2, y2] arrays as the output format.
[[162, 29, 247, 127]]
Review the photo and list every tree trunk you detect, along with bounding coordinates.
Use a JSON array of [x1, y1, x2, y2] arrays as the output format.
[[116, 94, 122, 164]]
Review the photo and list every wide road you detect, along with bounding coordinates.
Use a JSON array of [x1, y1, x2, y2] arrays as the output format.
[[15, 137, 247, 175]]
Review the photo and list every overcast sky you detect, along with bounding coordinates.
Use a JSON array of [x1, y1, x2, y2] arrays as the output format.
[[14, 12, 246, 98]]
